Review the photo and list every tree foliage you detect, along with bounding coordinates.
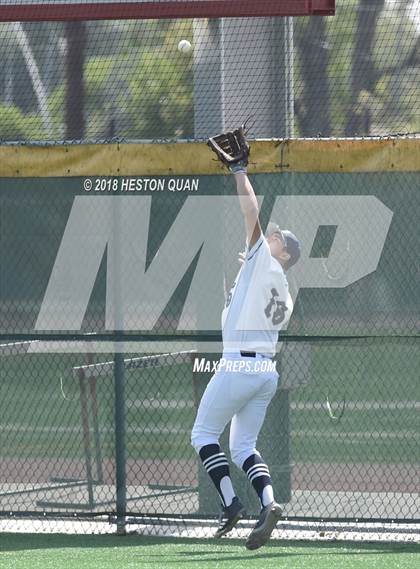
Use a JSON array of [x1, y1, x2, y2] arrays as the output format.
[[295, 0, 420, 136], [123, 50, 193, 139], [0, 104, 43, 141], [45, 21, 194, 140]]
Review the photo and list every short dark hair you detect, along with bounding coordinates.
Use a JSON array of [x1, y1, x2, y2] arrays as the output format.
[[266, 222, 301, 270]]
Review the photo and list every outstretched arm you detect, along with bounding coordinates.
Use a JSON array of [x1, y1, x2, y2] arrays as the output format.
[[233, 171, 262, 248], [207, 126, 261, 247]]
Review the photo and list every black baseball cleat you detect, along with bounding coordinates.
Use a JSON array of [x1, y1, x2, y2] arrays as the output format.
[[245, 501, 282, 550], [214, 497, 246, 538]]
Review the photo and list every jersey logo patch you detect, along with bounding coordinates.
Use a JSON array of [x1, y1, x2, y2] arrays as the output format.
[[264, 288, 287, 325]]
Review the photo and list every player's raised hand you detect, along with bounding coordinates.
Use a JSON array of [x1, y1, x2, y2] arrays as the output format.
[[238, 251, 246, 265], [207, 126, 250, 172]]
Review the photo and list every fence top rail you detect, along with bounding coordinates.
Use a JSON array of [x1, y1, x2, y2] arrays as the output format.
[[0, 340, 38, 356], [0, 1, 336, 23]]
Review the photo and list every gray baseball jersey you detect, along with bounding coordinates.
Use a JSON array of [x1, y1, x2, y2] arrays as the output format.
[[221, 235, 293, 356]]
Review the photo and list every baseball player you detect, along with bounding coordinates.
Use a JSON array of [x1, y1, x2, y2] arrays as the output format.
[[191, 128, 301, 550]]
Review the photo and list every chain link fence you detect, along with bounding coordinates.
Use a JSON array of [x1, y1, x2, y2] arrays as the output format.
[[0, 0, 419, 541], [0, 160, 419, 537], [1, 337, 418, 538]]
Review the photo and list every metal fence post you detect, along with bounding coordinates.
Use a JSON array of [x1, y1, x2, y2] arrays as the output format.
[[114, 352, 127, 535]]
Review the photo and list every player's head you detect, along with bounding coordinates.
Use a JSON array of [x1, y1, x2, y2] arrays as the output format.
[[265, 222, 301, 270]]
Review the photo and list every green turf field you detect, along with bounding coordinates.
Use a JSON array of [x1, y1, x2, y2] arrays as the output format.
[[1, 534, 419, 569]]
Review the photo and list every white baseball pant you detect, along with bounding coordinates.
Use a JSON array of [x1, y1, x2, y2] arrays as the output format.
[[191, 354, 279, 468]]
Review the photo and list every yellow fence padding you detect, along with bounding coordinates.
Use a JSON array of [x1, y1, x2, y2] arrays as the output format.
[[0, 138, 418, 177]]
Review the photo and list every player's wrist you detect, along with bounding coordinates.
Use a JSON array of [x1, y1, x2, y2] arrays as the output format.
[[229, 161, 248, 174]]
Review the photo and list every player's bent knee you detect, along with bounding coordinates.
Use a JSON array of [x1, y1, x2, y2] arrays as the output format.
[[191, 430, 218, 454], [230, 446, 256, 469], [190, 430, 200, 453]]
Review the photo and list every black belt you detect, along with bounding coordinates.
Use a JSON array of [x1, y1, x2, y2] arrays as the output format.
[[240, 351, 256, 357]]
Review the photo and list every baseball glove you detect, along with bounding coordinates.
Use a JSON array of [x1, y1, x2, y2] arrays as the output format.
[[207, 126, 250, 170]]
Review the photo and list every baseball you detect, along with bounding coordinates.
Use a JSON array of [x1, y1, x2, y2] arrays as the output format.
[[178, 39, 192, 54]]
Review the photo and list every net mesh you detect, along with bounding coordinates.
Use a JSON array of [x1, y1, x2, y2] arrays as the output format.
[[0, 0, 418, 142]]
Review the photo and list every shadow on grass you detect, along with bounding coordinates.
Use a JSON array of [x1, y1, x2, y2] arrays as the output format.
[[1, 533, 419, 560]]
